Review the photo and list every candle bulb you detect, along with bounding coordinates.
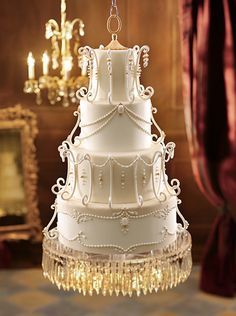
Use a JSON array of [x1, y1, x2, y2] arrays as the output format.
[[27, 52, 35, 80], [63, 57, 72, 81], [42, 51, 50, 76]]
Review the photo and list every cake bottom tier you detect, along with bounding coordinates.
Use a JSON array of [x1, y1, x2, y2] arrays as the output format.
[[56, 195, 179, 255], [42, 229, 192, 296]]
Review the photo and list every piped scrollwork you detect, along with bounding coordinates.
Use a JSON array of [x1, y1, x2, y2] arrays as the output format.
[[66, 110, 81, 147], [43, 203, 59, 240], [151, 107, 166, 144], [53, 142, 77, 201], [126, 48, 135, 103], [51, 178, 66, 195], [76, 46, 99, 102], [164, 142, 176, 162], [133, 45, 154, 101]]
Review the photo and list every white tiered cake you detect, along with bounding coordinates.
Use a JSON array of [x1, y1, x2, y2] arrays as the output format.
[[43, 36, 192, 296]]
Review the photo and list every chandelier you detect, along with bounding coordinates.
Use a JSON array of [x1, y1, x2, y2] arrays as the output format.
[[24, 0, 88, 107], [42, 0, 192, 296]]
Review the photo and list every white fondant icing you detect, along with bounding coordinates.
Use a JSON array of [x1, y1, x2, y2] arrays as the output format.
[[44, 44, 189, 258], [57, 196, 177, 254], [98, 49, 131, 103], [56, 145, 165, 205], [77, 46, 154, 104], [79, 100, 152, 152]]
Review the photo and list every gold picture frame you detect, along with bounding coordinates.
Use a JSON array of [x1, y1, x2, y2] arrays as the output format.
[[0, 105, 41, 241]]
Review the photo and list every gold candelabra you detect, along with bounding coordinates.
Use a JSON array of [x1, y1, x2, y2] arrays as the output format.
[[24, 0, 88, 107]]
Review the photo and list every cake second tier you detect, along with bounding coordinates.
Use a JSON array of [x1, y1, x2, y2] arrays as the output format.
[[77, 99, 153, 152], [55, 142, 178, 207]]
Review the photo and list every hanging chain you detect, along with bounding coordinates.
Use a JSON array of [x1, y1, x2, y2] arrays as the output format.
[[110, 0, 119, 16], [107, 0, 122, 36]]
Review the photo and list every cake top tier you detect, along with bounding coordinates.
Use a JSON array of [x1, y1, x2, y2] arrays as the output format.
[[76, 44, 154, 104], [76, 2, 154, 104]]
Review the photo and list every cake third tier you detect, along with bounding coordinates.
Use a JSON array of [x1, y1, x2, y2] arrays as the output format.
[[56, 142, 172, 206]]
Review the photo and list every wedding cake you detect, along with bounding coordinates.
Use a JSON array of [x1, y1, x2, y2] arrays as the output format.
[[43, 24, 192, 296]]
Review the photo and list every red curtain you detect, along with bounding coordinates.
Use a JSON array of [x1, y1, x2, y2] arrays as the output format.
[[0, 242, 11, 268], [179, 0, 236, 297]]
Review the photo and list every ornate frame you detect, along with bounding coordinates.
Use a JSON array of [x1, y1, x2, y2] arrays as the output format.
[[0, 105, 41, 241]]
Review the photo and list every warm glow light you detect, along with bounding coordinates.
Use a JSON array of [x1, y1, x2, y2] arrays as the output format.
[[27, 52, 35, 80], [27, 52, 35, 66], [24, 0, 85, 106], [63, 57, 73, 71], [42, 51, 50, 75], [42, 230, 192, 296], [63, 57, 72, 80]]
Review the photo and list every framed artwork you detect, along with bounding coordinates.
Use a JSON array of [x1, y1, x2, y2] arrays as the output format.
[[0, 105, 41, 241]]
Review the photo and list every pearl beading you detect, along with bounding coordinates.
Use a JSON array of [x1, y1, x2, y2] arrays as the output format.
[[109, 158, 113, 208], [78, 110, 117, 141], [91, 152, 162, 169], [142, 168, 147, 186], [134, 160, 144, 207], [125, 109, 152, 137], [78, 103, 153, 142], [124, 106, 152, 125], [79, 105, 118, 128], [62, 107, 165, 154], [126, 48, 135, 103], [58, 206, 175, 223], [53, 140, 185, 212], [121, 170, 125, 190], [98, 170, 103, 187], [58, 226, 174, 254], [58, 230, 86, 242]]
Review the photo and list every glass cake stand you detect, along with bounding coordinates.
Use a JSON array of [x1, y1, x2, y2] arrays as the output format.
[[42, 229, 192, 296]]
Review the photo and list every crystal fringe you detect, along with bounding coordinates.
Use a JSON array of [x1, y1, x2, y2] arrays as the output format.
[[42, 230, 192, 296]]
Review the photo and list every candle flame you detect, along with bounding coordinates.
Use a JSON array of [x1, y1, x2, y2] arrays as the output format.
[[27, 52, 35, 66], [63, 57, 72, 72], [42, 51, 50, 64]]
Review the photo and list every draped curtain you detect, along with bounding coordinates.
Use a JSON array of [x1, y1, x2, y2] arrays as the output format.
[[0, 242, 11, 268], [179, 0, 236, 297]]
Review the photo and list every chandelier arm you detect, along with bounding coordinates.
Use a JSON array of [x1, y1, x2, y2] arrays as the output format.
[[71, 18, 84, 32], [46, 19, 60, 38], [24, 0, 87, 106], [72, 18, 85, 56], [50, 36, 60, 70]]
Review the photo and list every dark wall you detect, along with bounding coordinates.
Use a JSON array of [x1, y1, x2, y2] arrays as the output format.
[[0, 0, 217, 261]]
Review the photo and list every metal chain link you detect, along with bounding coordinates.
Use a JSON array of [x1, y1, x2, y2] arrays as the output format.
[[110, 0, 119, 16]]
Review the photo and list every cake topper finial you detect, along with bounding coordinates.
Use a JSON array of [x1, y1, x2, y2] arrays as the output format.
[[105, 0, 127, 50]]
